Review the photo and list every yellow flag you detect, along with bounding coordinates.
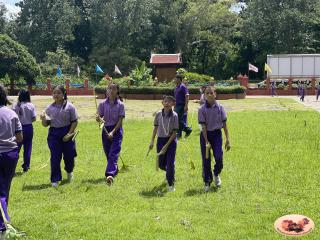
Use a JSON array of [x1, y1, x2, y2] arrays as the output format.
[[264, 63, 272, 73]]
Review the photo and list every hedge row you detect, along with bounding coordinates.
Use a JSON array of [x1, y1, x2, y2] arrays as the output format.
[[95, 86, 246, 95]]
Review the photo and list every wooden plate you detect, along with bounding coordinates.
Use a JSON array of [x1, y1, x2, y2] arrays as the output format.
[[274, 214, 315, 237]]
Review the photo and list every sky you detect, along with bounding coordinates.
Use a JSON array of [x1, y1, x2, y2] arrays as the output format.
[[1, 0, 20, 18]]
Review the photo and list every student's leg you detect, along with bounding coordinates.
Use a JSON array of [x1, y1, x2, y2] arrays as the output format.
[[200, 132, 213, 184], [0, 149, 19, 229], [62, 140, 77, 174], [105, 129, 123, 178], [48, 133, 63, 183], [165, 139, 177, 186], [157, 138, 167, 171], [22, 125, 33, 171], [174, 105, 184, 138], [210, 130, 223, 177]]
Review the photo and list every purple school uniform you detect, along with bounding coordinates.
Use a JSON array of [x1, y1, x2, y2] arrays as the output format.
[[317, 85, 320, 100], [174, 83, 189, 106], [45, 102, 78, 183], [198, 102, 227, 184], [174, 83, 192, 137], [154, 109, 179, 186], [0, 106, 22, 231], [98, 98, 125, 178], [13, 102, 36, 171]]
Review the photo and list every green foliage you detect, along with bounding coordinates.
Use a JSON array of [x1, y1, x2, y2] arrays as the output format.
[[184, 72, 213, 85], [0, 74, 11, 86], [0, 34, 40, 84], [40, 48, 84, 77], [129, 61, 153, 86], [95, 85, 246, 95]]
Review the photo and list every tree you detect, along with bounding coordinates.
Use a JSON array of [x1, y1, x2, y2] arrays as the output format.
[[0, 34, 40, 86], [15, 0, 81, 61], [0, 3, 7, 34]]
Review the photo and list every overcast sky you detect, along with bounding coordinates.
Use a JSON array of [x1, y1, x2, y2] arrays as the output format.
[[1, 0, 20, 17]]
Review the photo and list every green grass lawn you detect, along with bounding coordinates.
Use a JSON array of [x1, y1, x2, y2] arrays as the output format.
[[7, 98, 320, 239]]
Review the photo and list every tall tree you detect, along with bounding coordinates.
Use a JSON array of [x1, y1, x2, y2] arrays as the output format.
[[0, 3, 7, 34], [15, 0, 80, 60]]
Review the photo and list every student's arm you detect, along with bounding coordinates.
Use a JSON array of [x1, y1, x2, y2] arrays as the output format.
[[160, 131, 177, 154], [15, 132, 23, 143], [40, 111, 50, 127], [223, 122, 231, 151], [68, 120, 78, 134], [149, 126, 158, 150], [109, 117, 124, 138], [184, 94, 189, 113], [201, 125, 209, 145]]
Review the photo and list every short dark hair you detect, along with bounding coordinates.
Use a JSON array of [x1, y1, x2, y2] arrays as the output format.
[[175, 74, 183, 81], [18, 89, 31, 103], [0, 84, 9, 106], [163, 95, 176, 103]]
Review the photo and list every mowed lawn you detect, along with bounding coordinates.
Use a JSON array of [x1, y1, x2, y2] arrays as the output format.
[[6, 97, 320, 239]]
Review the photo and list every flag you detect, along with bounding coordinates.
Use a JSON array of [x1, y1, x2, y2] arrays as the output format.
[[77, 65, 81, 77], [57, 66, 62, 78], [264, 63, 272, 73], [248, 63, 258, 73], [114, 65, 122, 75], [96, 64, 104, 74]]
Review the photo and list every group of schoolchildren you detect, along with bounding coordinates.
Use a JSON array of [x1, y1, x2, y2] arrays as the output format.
[[270, 80, 320, 101], [0, 74, 231, 237]]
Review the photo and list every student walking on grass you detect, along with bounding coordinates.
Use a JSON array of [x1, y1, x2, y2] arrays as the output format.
[[40, 85, 78, 188], [12, 89, 36, 173], [198, 86, 231, 192], [0, 85, 26, 238], [174, 75, 192, 138], [96, 83, 125, 186], [149, 96, 179, 192]]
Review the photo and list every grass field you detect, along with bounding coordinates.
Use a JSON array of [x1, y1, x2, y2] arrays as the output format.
[[6, 97, 320, 239]]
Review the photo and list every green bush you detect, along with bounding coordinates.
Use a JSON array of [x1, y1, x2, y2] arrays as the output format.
[[95, 85, 246, 95], [184, 72, 213, 85]]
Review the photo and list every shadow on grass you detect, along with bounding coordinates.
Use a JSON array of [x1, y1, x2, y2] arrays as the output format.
[[22, 179, 72, 191], [22, 183, 52, 191], [184, 187, 218, 196], [139, 182, 168, 198], [81, 178, 106, 185]]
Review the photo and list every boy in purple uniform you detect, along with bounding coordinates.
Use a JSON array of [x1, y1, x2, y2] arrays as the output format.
[[0, 85, 24, 236], [316, 83, 320, 101], [96, 83, 125, 186], [40, 85, 78, 188], [299, 83, 305, 102], [149, 96, 179, 192], [12, 89, 36, 172], [198, 86, 231, 192], [174, 75, 192, 138]]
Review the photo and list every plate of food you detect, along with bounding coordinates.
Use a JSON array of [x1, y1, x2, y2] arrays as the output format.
[[274, 214, 315, 236]]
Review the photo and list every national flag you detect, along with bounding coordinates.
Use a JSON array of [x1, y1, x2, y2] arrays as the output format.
[[77, 65, 81, 77], [96, 64, 104, 74], [57, 66, 62, 78], [248, 63, 258, 73], [264, 63, 272, 73], [114, 65, 122, 75]]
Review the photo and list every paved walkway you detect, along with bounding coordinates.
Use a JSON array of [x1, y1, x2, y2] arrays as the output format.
[[247, 95, 320, 112]]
